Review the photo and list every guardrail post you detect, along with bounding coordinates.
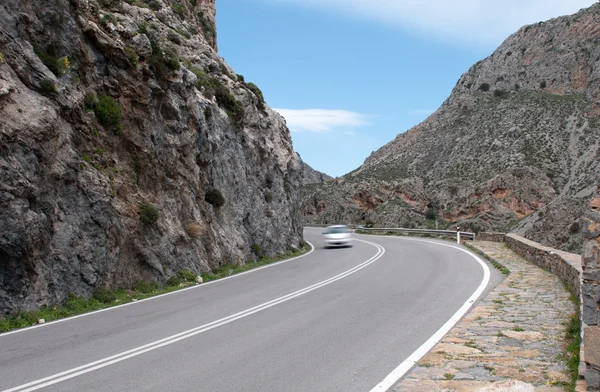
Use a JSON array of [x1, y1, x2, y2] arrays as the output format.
[[456, 227, 460, 245]]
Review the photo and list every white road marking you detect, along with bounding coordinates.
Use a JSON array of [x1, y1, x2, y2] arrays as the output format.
[[368, 237, 491, 392], [0, 243, 316, 338], [2, 239, 385, 392]]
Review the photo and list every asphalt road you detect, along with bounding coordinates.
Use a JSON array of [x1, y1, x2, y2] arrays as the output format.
[[0, 228, 498, 392]]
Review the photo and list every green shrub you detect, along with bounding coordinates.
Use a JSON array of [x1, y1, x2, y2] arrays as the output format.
[[166, 269, 197, 286], [132, 158, 142, 185], [124, 0, 148, 7], [425, 208, 437, 220], [100, 13, 115, 28], [237, 74, 245, 82], [251, 244, 263, 257], [139, 201, 160, 225], [63, 293, 92, 313], [246, 82, 265, 110], [197, 10, 216, 44], [204, 188, 225, 207], [98, 0, 121, 9], [147, 0, 161, 10], [34, 47, 70, 77], [264, 191, 273, 203], [124, 46, 138, 68], [94, 95, 122, 131], [39, 79, 58, 95], [178, 269, 196, 282], [163, 48, 180, 70], [196, 75, 244, 125], [478, 83, 490, 92], [92, 288, 117, 304], [166, 276, 180, 286], [215, 86, 243, 122], [175, 28, 191, 40], [167, 30, 182, 45], [246, 82, 264, 101], [246, 83, 265, 110], [149, 41, 180, 78], [189, 66, 208, 83], [137, 21, 149, 34], [132, 280, 159, 293], [540, 80, 547, 89], [171, 2, 185, 18]]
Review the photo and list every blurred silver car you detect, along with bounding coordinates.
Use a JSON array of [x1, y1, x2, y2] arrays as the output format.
[[322, 225, 353, 248]]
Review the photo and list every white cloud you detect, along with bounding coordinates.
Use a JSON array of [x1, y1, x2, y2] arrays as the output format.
[[274, 108, 370, 132], [263, 0, 595, 46]]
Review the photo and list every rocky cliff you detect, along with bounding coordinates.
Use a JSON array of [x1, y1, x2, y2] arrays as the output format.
[[0, 0, 304, 313], [301, 3, 600, 252]]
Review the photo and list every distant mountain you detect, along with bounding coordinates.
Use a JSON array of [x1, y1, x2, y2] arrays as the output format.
[[301, 3, 600, 253], [299, 157, 333, 185]]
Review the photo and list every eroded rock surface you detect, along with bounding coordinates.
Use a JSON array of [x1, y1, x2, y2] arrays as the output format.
[[0, 0, 303, 313]]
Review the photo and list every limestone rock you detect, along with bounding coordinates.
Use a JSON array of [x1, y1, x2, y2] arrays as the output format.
[[0, 0, 304, 313], [474, 380, 535, 392], [500, 330, 544, 341], [129, 33, 152, 60]]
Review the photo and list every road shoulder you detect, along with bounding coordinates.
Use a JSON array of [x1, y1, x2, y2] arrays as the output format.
[[391, 240, 576, 392]]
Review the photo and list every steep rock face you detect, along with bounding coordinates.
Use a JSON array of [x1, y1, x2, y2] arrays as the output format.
[[0, 0, 303, 313], [301, 4, 600, 252], [197, 0, 217, 50]]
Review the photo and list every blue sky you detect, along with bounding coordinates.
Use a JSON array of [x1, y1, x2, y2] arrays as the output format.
[[216, 0, 595, 177]]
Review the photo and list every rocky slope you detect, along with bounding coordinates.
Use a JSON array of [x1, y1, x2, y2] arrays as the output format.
[[0, 0, 304, 313], [301, 3, 600, 252], [299, 158, 333, 185]]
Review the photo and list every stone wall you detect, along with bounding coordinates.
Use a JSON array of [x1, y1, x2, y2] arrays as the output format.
[[582, 182, 600, 390], [504, 234, 582, 299], [477, 232, 506, 242]]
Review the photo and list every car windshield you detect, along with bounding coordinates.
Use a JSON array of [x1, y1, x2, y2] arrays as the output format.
[[325, 226, 348, 234]]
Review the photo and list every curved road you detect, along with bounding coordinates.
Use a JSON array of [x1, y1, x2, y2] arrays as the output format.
[[0, 228, 497, 392]]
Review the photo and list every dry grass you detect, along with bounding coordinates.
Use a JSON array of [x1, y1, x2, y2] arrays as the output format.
[[185, 223, 203, 238]]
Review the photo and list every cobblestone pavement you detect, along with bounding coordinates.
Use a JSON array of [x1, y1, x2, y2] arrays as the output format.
[[390, 241, 577, 392]]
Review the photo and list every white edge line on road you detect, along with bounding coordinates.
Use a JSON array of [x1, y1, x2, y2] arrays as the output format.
[[368, 237, 491, 392], [2, 239, 385, 392], [0, 242, 316, 338]]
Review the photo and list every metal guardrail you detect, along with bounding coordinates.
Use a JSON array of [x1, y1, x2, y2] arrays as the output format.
[[355, 227, 476, 241]]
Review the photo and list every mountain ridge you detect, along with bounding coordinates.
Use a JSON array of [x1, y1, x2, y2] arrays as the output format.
[[301, 3, 600, 252]]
